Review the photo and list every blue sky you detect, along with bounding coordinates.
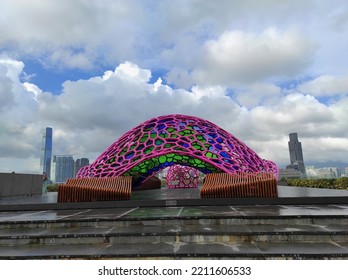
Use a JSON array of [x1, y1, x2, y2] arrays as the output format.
[[20, 59, 97, 93], [0, 0, 348, 173], [21, 56, 167, 94]]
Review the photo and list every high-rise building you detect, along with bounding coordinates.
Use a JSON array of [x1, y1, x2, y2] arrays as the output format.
[[288, 133, 306, 175], [52, 155, 74, 183], [40, 127, 53, 178], [74, 158, 89, 176]]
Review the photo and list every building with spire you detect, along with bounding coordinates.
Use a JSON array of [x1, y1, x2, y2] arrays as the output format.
[[288, 132, 306, 175]]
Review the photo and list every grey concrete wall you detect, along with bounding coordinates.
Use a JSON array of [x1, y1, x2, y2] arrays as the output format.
[[0, 173, 42, 197]]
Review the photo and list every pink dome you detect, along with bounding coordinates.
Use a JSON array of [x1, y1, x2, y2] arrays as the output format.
[[77, 114, 278, 187]]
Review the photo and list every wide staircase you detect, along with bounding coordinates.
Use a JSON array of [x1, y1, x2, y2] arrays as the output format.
[[0, 206, 348, 259]]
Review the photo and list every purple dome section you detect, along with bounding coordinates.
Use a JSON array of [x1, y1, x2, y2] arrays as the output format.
[[77, 114, 278, 182]]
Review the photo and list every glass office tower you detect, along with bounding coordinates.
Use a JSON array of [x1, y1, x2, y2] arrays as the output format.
[[40, 127, 53, 178], [52, 155, 74, 183]]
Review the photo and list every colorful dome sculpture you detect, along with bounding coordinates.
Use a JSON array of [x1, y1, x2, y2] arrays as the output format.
[[166, 165, 199, 189], [77, 114, 278, 187]]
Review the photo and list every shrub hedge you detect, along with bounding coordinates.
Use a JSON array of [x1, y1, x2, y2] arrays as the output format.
[[46, 184, 59, 192], [286, 177, 348, 190]]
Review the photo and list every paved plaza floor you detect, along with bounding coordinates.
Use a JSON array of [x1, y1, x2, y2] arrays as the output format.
[[0, 201, 348, 223], [0, 185, 347, 221], [0, 186, 347, 259]]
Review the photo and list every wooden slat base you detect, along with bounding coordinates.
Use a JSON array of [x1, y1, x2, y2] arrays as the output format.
[[200, 172, 278, 198], [57, 177, 132, 203]]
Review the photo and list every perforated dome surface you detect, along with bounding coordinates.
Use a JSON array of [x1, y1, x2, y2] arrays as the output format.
[[77, 114, 278, 185]]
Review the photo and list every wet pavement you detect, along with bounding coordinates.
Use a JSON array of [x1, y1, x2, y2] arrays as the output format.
[[0, 186, 347, 259], [0, 204, 348, 223], [0, 185, 347, 222]]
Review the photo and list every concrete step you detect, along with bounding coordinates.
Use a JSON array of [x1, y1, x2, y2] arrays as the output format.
[[1, 216, 348, 229], [1, 233, 348, 247], [0, 215, 348, 259], [1, 223, 348, 245], [1, 241, 348, 260]]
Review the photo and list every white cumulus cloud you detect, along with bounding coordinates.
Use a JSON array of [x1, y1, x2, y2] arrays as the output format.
[[1, 59, 348, 174], [1, 1, 348, 173], [298, 75, 348, 96]]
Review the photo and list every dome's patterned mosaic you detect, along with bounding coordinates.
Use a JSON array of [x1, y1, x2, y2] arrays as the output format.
[[77, 114, 278, 186]]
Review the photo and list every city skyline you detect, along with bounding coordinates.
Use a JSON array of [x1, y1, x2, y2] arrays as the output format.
[[39, 127, 89, 181], [2, 121, 348, 176], [0, 1, 348, 173]]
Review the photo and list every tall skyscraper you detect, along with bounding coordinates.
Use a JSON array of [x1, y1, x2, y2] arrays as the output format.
[[74, 158, 89, 176], [288, 133, 306, 175], [40, 127, 53, 178], [52, 155, 74, 183]]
